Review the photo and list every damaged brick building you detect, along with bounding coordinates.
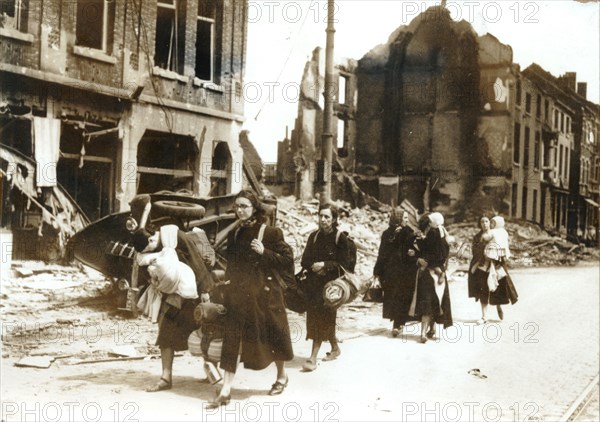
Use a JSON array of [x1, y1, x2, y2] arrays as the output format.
[[278, 6, 599, 243], [1, 0, 250, 259]]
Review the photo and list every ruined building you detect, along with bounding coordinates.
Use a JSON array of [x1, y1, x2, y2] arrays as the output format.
[[278, 6, 598, 243], [1, 0, 249, 259]]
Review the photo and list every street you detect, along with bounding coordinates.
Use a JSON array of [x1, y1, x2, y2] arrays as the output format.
[[1, 263, 599, 422]]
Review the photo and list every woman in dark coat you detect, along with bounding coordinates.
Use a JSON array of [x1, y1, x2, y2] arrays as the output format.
[[131, 226, 214, 393], [300, 204, 356, 371], [374, 208, 419, 337], [409, 212, 453, 343], [210, 190, 294, 408]]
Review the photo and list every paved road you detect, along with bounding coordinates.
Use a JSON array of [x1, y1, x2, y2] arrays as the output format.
[[1, 264, 598, 422]]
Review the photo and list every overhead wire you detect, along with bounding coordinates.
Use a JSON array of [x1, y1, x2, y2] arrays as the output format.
[[253, 0, 315, 121]]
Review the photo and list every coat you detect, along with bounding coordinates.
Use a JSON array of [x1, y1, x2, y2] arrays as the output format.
[[374, 225, 419, 323], [220, 223, 294, 373], [301, 229, 356, 342]]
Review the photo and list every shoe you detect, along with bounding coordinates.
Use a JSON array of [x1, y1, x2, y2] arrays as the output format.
[[497, 307, 504, 321], [392, 328, 400, 338], [145, 377, 172, 392], [268, 376, 289, 396], [476, 318, 487, 325], [322, 349, 341, 361], [302, 360, 317, 372], [206, 391, 231, 409], [418, 336, 428, 344], [426, 329, 436, 339]]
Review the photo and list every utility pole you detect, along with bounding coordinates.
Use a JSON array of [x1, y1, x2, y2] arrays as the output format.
[[320, 0, 335, 204]]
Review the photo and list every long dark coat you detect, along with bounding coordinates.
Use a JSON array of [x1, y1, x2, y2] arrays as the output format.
[[301, 229, 356, 342], [374, 225, 419, 324], [220, 223, 294, 373], [410, 228, 453, 328]]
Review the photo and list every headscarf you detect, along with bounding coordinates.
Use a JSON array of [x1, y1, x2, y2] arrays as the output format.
[[389, 207, 406, 227]]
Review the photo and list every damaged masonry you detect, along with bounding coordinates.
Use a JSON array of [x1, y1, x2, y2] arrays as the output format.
[[275, 6, 599, 246], [1, 0, 251, 260]]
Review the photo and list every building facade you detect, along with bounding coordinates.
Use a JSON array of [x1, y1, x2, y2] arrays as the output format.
[[1, 0, 249, 256]]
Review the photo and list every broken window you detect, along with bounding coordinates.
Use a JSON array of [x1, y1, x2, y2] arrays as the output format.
[[513, 123, 521, 164], [1, 0, 29, 32], [532, 189, 537, 222], [524, 127, 530, 168], [76, 0, 115, 52], [196, 0, 220, 81], [521, 187, 527, 219], [515, 80, 521, 106], [525, 93, 531, 114], [136, 132, 197, 194], [57, 124, 116, 221], [535, 94, 541, 118], [511, 183, 518, 217], [534, 131, 540, 170], [338, 75, 347, 105], [210, 141, 231, 196], [155, 0, 185, 73]]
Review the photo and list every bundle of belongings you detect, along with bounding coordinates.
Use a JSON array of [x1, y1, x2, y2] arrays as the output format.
[[322, 269, 367, 309], [188, 302, 227, 364], [136, 225, 198, 322]]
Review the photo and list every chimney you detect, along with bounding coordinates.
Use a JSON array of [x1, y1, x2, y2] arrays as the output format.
[[577, 82, 587, 99], [559, 72, 577, 91]]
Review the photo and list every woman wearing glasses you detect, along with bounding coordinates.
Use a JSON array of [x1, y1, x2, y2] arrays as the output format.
[[300, 203, 356, 372], [208, 190, 294, 408]]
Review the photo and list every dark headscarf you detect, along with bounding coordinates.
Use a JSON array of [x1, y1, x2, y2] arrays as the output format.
[[131, 228, 156, 253]]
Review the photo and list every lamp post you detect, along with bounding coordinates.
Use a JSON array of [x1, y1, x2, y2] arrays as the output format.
[[320, 0, 335, 204]]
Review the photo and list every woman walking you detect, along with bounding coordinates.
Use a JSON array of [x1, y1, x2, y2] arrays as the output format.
[[374, 208, 419, 337], [209, 190, 294, 408], [300, 204, 356, 371], [486, 216, 519, 315], [409, 212, 453, 343]]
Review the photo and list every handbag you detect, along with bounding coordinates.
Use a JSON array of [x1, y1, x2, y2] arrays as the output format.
[[363, 283, 384, 303], [257, 224, 306, 313]]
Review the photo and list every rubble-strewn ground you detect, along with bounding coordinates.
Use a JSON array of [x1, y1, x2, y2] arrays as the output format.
[[1, 198, 598, 421], [276, 196, 600, 275]]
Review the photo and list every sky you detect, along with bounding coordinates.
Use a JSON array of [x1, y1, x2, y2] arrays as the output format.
[[241, 0, 600, 163]]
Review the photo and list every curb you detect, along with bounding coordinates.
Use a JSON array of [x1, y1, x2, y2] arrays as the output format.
[[559, 373, 599, 422]]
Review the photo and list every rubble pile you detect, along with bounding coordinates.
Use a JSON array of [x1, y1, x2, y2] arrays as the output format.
[[277, 196, 600, 271]]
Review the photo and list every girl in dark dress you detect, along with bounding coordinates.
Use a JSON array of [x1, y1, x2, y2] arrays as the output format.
[[374, 208, 418, 337], [300, 204, 356, 371], [468, 215, 496, 323], [209, 190, 294, 408]]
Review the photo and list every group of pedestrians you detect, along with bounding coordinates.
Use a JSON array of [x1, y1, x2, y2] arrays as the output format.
[[130, 190, 356, 408], [130, 191, 518, 408], [373, 208, 518, 342]]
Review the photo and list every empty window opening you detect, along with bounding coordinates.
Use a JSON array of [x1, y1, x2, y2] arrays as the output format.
[[196, 0, 218, 81], [155, 0, 185, 73], [210, 141, 231, 196], [76, 0, 115, 52], [136, 132, 197, 194], [2, 0, 29, 32]]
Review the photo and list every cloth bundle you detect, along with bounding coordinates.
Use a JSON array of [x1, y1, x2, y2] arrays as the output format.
[[323, 269, 368, 309], [136, 225, 199, 321]]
